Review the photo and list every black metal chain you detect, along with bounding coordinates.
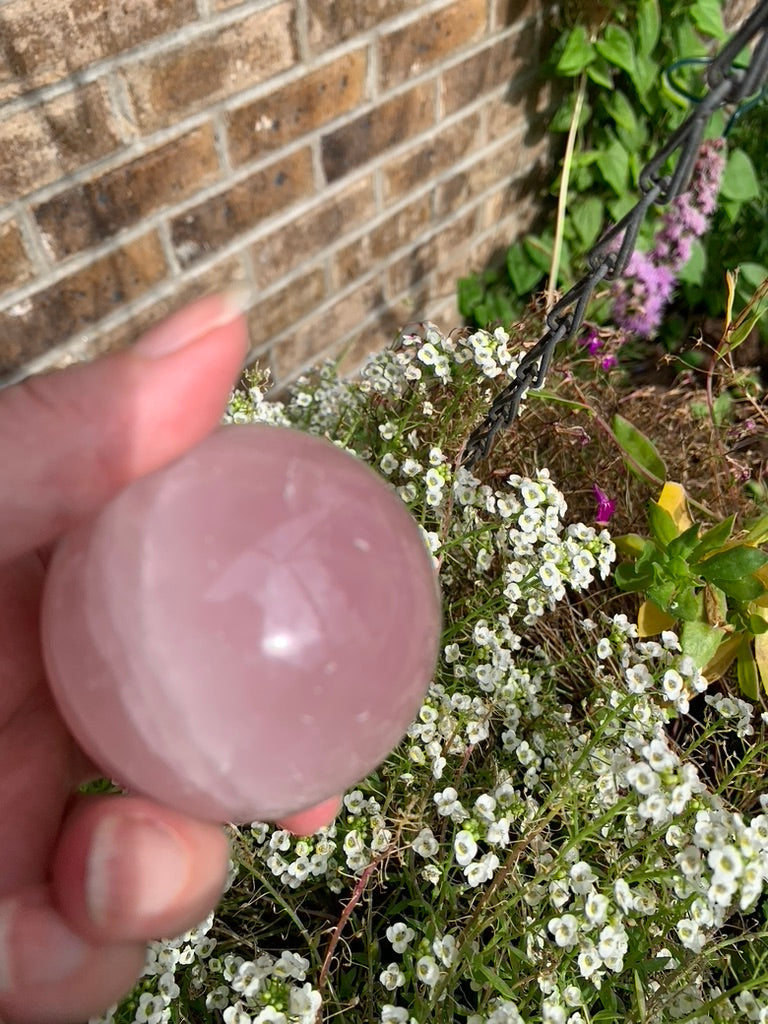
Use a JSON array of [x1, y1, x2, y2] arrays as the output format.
[[462, 0, 768, 470]]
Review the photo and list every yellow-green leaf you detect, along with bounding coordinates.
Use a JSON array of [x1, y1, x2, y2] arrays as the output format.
[[737, 641, 760, 701], [656, 482, 692, 533], [703, 632, 744, 682], [638, 600, 676, 637]]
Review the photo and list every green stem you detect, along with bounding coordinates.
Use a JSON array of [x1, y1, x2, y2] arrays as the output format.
[[546, 73, 587, 310]]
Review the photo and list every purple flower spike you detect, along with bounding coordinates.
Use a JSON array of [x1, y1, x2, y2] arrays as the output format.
[[611, 138, 726, 339], [593, 484, 616, 526]]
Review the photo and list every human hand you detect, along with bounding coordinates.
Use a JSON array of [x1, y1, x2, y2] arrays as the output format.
[[0, 294, 339, 1024]]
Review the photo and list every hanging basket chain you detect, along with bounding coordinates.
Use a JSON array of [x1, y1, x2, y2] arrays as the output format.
[[462, 0, 768, 471]]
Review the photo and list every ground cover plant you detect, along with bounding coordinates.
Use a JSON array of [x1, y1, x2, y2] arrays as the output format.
[[91, 272, 768, 1023]]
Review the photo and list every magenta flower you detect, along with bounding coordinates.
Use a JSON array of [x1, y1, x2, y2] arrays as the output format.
[[593, 484, 616, 526]]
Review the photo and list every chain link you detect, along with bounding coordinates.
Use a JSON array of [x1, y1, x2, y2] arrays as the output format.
[[462, 0, 768, 470]]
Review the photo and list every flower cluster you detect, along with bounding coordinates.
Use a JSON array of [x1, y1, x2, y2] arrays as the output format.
[[612, 138, 726, 337]]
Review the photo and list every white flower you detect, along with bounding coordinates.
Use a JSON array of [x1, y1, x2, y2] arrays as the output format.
[[577, 942, 601, 980], [454, 830, 478, 867], [379, 453, 399, 475], [386, 922, 416, 954], [381, 1006, 410, 1023], [626, 762, 660, 796], [432, 933, 458, 967], [596, 638, 612, 660], [379, 963, 406, 990], [412, 827, 439, 858], [661, 669, 684, 701], [708, 845, 743, 880], [583, 892, 609, 926], [416, 954, 441, 987], [223, 1004, 252, 1024], [569, 861, 598, 895], [549, 914, 579, 949]]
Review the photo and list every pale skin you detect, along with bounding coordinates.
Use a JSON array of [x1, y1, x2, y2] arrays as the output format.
[[0, 294, 339, 1024]]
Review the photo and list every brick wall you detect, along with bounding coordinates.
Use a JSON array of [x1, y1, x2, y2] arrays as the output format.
[[0, 0, 554, 388]]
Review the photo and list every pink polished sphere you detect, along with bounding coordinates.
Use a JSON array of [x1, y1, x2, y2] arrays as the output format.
[[42, 424, 441, 823]]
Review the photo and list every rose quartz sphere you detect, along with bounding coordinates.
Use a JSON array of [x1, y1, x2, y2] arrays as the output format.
[[42, 424, 441, 823]]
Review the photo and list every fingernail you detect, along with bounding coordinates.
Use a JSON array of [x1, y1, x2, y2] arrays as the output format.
[[0, 899, 89, 992], [133, 287, 252, 359], [86, 814, 190, 928]]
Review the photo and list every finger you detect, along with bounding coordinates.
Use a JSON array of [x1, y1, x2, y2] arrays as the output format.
[[0, 291, 249, 564], [277, 795, 342, 836], [51, 796, 229, 944], [0, 885, 146, 1024]]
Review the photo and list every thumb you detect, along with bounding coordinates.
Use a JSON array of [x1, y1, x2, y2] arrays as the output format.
[[0, 292, 249, 564]]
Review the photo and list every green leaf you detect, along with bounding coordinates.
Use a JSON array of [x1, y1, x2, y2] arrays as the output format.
[[648, 501, 680, 548], [615, 562, 653, 592], [691, 0, 726, 40], [668, 524, 702, 559], [737, 640, 759, 700], [681, 621, 725, 670], [506, 242, 544, 297], [602, 90, 638, 135], [717, 576, 766, 603], [595, 24, 636, 76], [636, 0, 661, 55], [571, 197, 605, 249], [556, 25, 595, 76], [612, 414, 667, 483], [695, 545, 768, 582], [596, 139, 630, 196], [690, 516, 735, 561], [587, 56, 614, 89], [522, 234, 555, 274], [744, 515, 768, 546], [721, 149, 760, 202], [629, 52, 657, 102]]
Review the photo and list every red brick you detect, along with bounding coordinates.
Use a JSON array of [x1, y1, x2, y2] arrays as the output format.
[[250, 175, 376, 289], [171, 148, 316, 268], [322, 82, 436, 183], [246, 267, 327, 349], [332, 195, 432, 290], [121, 4, 296, 133], [379, 0, 487, 91], [0, 82, 122, 203], [270, 279, 386, 381], [34, 125, 221, 260], [306, 0, 412, 53], [227, 49, 368, 166], [0, 0, 196, 96], [386, 208, 479, 296], [495, 0, 542, 24], [434, 135, 549, 219], [0, 220, 34, 293], [381, 111, 482, 203], [0, 232, 167, 376], [441, 30, 535, 116]]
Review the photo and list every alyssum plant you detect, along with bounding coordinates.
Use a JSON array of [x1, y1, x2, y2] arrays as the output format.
[[98, 326, 768, 1024]]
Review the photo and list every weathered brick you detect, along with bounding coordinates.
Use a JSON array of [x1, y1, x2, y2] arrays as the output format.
[[332, 195, 432, 290], [379, 0, 487, 91], [0, 0, 196, 97], [250, 175, 376, 289], [227, 49, 367, 166], [171, 148, 316, 268], [0, 232, 167, 376], [246, 267, 326, 349], [381, 111, 482, 203], [495, 0, 541, 25], [121, 4, 296, 133], [270, 278, 385, 381], [386, 208, 478, 296], [34, 125, 221, 261], [435, 135, 548, 219], [0, 81, 122, 203], [322, 82, 436, 183], [441, 27, 537, 116], [0, 220, 34, 293], [306, 0, 412, 53]]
